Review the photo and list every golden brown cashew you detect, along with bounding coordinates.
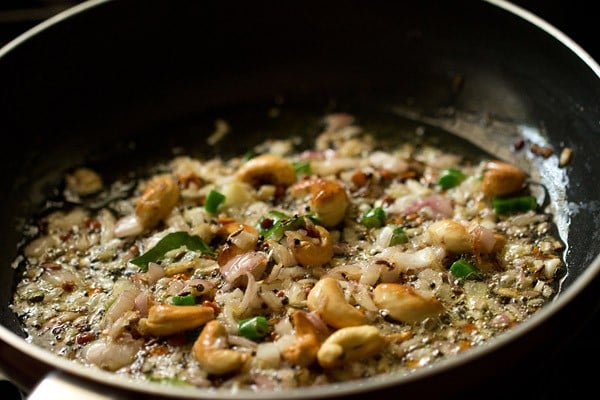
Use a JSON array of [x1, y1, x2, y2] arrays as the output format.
[[481, 160, 526, 197], [192, 320, 249, 375], [135, 174, 180, 230], [426, 219, 506, 255], [281, 310, 321, 367], [138, 304, 214, 337], [307, 277, 367, 329], [372, 283, 444, 324], [290, 178, 349, 227], [317, 325, 386, 369], [234, 154, 296, 187], [286, 224, 333, 267]]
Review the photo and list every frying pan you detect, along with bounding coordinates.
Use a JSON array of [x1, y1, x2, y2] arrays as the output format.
[[0, 0, 599, 398]]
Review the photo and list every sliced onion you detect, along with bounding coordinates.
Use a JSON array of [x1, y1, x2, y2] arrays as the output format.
[[406, 195, 454, 218], [376, 246, 446, 273], [238, 272, 258, 315], [104, 288, 139, 324], [83, 337, 142, 371], [369, 151, 408, 173], [254, 342, 281, 369], [221, 251, 268, 285]]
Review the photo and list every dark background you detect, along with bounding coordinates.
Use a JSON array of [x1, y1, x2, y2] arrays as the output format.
[[0, 1, 598, 399]]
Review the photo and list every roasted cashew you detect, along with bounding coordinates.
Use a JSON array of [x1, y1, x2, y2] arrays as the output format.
[[235, 154, 296, 188], [307, 277, 367, 329], [66, 167, 103, 196], [192, 320, 250, 375], [290, 178, 349, 227], [425, 219, 472, 254], [426, 219, 506, 255], [481, 160, 526, 197], [135, 174, 180, 230], [317, 325, 386, 369], [138, 304, 214, 337], [286, 224, 333, 267], [372, 283, 444, 324], [281, 310, 321, 367]]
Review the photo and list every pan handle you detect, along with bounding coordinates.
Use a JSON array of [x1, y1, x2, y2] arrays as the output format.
[[27, 371, 120, 400]]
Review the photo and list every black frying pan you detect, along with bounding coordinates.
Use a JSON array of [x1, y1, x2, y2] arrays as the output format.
[[1, 0, 599, 398]]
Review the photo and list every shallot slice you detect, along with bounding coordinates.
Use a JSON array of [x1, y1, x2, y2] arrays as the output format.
[[221, 251, 268, 285]]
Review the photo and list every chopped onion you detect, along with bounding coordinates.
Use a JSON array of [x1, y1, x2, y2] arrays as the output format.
[[221, 251, 268, 285], [254, 342, 281, 369], [114, 214, 143, 238], [376, 246, 446, 273]]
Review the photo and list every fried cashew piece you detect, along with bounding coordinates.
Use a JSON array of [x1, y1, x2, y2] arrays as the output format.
[[425, 219, 505, 255], [317, 325, 387, 369], [281, 310, 322, 367], [372, 283, 444, 324], [135, 174, 180, 230], [138, 304, 214, 337], [193, 320, 250, 376], [481, 160, 527, 197], [286, 223, 333, 267], [307, 277, 367, 329], [290, 178, 349, 227], [234, 154, 296, 188]]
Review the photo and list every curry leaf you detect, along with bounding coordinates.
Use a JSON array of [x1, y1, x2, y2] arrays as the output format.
[[130, 231, 214, 271]]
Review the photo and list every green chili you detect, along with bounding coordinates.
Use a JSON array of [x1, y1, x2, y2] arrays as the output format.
[[257, 211, 318, 240], [450, 259, 481, 281], [292, 160, 311, 176], [389, 226, 409, 246], [204, 189, 226, 214], [492, 195, 537, 215], [130, 231, 215, 271], [171, 293, 195, 306], [238, 316, 270, 340], [361, 207, 386, 228], [438, 168, 466, 189]]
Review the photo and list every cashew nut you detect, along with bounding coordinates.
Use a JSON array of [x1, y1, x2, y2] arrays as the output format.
[[317, 325, 386, 369], [426, 219, 506, 255], [372, 283, 444, 324], [285, 224, 333, 267], [66, 167, 103, 196], [307, 277, 367, 329], [481, 160, 526, 197], [135, 174, 180, 230], [192, 320, 249, 375], [425, 219, 472, 254], [235, 154, 296, 187], [281, 310, 321, 367], [290, 178, 349, 227], [138, 304, 214, 337]]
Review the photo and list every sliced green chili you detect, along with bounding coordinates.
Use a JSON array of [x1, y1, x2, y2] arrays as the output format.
[[492, 195, 537, 215], [389, 226, 409, 246], [450, 259, 481, 281], [292, 160, 311, 176], [171, 293, 196, 306], [130, 231, 214, 271], [204, 189, 226, 214], [238, 316, 270, 340], [438, 167, 466, 189], [361, 207, 386, 228]]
